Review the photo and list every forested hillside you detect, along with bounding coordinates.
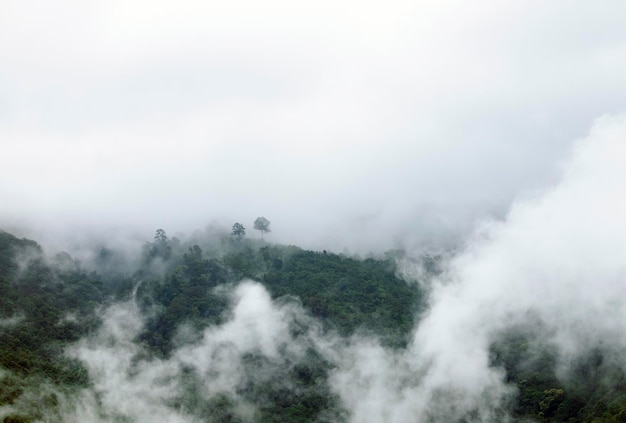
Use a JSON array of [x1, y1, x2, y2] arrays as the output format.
[[1, 228, 626, 422]]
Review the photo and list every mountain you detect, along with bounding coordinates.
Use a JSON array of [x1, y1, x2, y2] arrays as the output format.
[[1, 228, 625, 422]]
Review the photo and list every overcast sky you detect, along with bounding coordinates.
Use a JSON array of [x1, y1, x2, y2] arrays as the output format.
[[2, 0, 626, 252]]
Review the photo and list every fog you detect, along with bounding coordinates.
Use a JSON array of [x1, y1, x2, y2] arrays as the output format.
[[12, 111, 623, 422], [3, 2, 626, 421], [329, 114, 626, 421], [3, 0, 626, 252], [55, 281, 338, 422], [4, 114, 624, 422]]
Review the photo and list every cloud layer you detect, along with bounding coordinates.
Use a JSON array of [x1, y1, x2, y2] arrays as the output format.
[[15, 114, 626, 421], [329, 114, 626, 421], [62, 281, 328, 422], [3, 1, 626, 251]]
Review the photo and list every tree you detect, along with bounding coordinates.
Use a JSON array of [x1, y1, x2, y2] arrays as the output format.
[[154, 228, 168, 244], [253, 217, 271, 238], [145, 229, 172, 261], [231, 223, 246, 240]]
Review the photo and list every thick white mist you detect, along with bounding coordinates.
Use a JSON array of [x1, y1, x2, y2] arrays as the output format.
[[62, 281, 322, 423], [329, 115, 626, 421], [12, 115, 626, 422]]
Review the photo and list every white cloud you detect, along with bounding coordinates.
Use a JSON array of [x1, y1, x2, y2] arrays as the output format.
[[7, 114, 626, 420], [2, 0, 626, 252], [63, 281, 317, 422], [329, 114, 626, 421]]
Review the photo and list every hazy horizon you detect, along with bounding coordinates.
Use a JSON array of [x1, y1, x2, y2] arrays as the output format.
[[4, 5, 626, 418], [3, 0, 626, 254]]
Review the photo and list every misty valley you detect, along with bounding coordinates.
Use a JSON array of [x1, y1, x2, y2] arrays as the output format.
[[0, 226, 625, 423], [5, 0, 626, 420]]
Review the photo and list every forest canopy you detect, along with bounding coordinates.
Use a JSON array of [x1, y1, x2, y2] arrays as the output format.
[[0, 227, 625, 422]]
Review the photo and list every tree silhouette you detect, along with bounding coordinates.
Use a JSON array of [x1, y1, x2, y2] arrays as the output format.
[[253, 217, 271, 238], [231, 223, 246, 240]]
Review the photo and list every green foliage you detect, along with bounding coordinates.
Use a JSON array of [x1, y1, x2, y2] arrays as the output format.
[[223, 242, 423, 343], [239, 349, 344, 423], [3, 415, 33, 423], [254, 217, 271, 237], [142, 228, 174, 265], [490, 324, 626, 422], [6, 227, 626, 422], [231, 222, 246, 240], [262, 249, 422, 343], [124, 237, 418, 421], [0, 233, 102, 383], [0, 231, 109, 420], [138, 245, 229, 356]]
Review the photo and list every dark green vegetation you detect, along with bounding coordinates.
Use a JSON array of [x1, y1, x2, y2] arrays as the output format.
[[0, 231, 103, 422], [0, 231, 100, 384], [0, 229, 421, 422], [490, 323, 626, 422], [2, 227, 626, 422]]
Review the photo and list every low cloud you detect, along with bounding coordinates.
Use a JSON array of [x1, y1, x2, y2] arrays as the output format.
[[328, 114, 626, 421], [3, 1, 626, 253], [60, 281, 331, 422], [6, 113, 626, 422]]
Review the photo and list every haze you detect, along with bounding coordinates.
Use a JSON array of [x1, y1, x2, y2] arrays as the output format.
[[2, 0, 626, 252]]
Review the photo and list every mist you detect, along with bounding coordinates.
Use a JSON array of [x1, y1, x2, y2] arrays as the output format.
[[3, 1, 626, 422], [4, 114, 625, 422], [44, 280, 343, 423], [3, 0, 626, 253], [328, 115, 626, 421]]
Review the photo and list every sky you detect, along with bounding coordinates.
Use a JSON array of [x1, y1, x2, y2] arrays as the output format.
[[2, 0, 626, 252], [46, 113, 626, 421]]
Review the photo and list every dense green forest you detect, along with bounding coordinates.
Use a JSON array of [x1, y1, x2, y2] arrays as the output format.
[[1, 228, 626, 422]]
